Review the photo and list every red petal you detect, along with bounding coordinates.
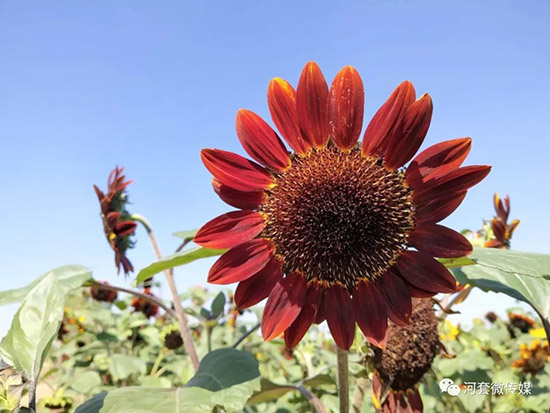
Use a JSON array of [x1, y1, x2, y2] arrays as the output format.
[[379, 270, 412, 326], [406, 388, 423, 413], [491, 219, 506, 240], [354, 280, 388, 348], [313, 288, 327, 324], [106, 211, 120, 228], [409, 223, 472, 258], [296, 61, 329, 148], [234, 256, 283, 309], [236, 109, 291, 171], [416, 191, 466, 224], [328, 66, 364, 150], [362, 81, 416, 157], [394, 392, 408, 413], [201, 149, 274, 192], [406, 137, 472, 187], [413, 165, 491, 205], [407, 281, 436, 298], [115, 220, 137, 237], [194, 211, 265, 249], [208, 239, 273, 285], [385, 94, 433, 170], [285, 283, 322, 349], [212, 179, 264, 210], [325, 284, 355, 350], [262, 272, 307, 340], [396, 251, 457, 293], [268, 78, 310, 154]]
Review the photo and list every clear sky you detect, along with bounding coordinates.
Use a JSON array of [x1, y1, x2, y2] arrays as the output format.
[[1, 1, 549, 334]]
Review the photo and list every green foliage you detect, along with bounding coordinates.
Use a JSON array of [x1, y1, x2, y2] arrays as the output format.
[[136, 247, 225, 284], [454, 248, 550, 319], [0, 265, 92, 306], [0, 274, 65, 385]]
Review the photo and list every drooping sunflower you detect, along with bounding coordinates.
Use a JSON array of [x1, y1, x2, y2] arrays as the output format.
[[93, 167, 137, 275], [195, 62, 490, 350], [371, 298, 439, 412], [484, 193, 519, 249]]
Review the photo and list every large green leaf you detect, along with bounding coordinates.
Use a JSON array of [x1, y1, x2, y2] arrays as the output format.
[[0, 265, 92, 306], [453, 247, 550, 319], [109, 355, 147, 381], [185, 348, 259, 390], [0, 273, 65, 382], [136, 247, 225, 284], [75, 348, 261, 413]]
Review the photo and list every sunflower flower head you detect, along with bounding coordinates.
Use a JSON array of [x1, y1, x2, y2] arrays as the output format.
[[93, 167, 137, 275], [371, 298, 439, 412], [484, 193, 520, 249], [90, 281, 118, 303], [508, 312, 536, 334], [512, 340, 550, 376], [196, 62, 490, 350], [131, 288, 159, 318]]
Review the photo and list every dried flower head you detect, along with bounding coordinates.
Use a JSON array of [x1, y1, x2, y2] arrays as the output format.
[[371, 298, 439, 412]]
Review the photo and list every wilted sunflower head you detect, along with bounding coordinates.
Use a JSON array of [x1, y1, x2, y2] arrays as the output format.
[[93, 166, 137, 275], [371, 298, 439, 412], [195, 62, 490, 350]]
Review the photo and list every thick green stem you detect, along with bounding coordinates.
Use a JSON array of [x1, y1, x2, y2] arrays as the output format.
[[336, 347, 349, 413]]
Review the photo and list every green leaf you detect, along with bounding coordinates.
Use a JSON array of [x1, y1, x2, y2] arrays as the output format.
[[0, 273, 65, 383], [75, 349, 261, 413], [453, 247, 550, 319], [136, 247, 225, 284], [247, 378, 295, 405], [0, 265, 92, 306], [210, 292, 226, 318], [439, 256, 476, 269], [109, 355, 147, 381], [172, 229, 199, 241], [70, 371, 102, 394], [186, 348, 260, 390]]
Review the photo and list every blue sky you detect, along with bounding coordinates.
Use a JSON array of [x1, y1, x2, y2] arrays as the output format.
[[1, 1, 549, 334]]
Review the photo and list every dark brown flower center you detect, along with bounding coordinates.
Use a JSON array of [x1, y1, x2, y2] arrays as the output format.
[[261, 146, 414, 291], [374, 298, 439, 391]]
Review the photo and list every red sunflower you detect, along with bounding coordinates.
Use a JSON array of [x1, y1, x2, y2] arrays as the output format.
[[93, 167, 137, 275], [195, 62, 490, 350]]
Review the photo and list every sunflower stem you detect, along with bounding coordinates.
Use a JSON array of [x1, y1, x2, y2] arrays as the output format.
[[133, 215, 200, 371], [231, 323, 260, 348], [336, 347, 350, 413]]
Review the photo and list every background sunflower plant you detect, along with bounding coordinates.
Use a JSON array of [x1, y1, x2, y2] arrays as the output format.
[[1, 64, 550, 413]]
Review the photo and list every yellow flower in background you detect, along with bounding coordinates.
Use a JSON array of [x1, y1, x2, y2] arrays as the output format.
[[440, 319, 460, 341], [529, 328, 546, 339]]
